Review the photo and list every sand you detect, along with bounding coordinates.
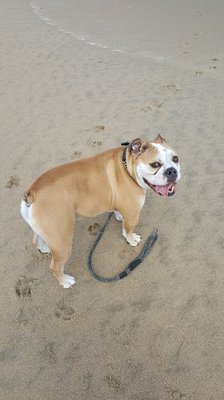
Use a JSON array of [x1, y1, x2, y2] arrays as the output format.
[[1, 0, 224, 399]]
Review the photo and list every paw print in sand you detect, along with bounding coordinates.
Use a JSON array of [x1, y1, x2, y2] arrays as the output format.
[[88, 223, 101, 236], [6, 175, 20, 188], [15, 276, 33, 299]]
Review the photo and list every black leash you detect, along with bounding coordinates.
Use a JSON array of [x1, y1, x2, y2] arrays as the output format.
[[87, 212, 158, 282]]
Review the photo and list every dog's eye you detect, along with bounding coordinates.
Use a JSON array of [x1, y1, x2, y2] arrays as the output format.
[[150, 162, 161, 169], [172, 156, 179, 163]]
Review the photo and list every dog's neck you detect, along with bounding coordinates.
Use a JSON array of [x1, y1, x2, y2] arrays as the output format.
[[121, 146, 138, 184], [122, 146, 129, 172]]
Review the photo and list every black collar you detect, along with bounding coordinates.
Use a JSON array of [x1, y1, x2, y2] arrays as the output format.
[[122, 146, 129, 172], [121, 142, 136, 183]]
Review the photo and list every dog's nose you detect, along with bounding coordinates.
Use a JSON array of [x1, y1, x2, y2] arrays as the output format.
[[164, 167, 177, 182]]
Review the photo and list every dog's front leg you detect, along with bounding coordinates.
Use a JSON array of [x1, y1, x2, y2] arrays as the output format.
[[122, 214, 141, 246]]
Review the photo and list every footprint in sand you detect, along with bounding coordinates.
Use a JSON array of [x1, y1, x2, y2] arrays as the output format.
[[88, 223, 101, 236], [92, 140, 102, 147], [105, 374, 124, 393], [5, 175, 20, 188], [71, 150, 82, 160], [94, 125, 105, 132], [165, 385, 188, 400], [15, 276, 34, 299], [33, 252, 51, 263], [152, 101, 163, 108], [141, 101, 163, 112], [140, 105, 152, 112], [55, 299, 74, 320], [163, 84, 179, 92]]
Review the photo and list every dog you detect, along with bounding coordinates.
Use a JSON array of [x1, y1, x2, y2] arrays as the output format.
[[20, 135, 181, 288]]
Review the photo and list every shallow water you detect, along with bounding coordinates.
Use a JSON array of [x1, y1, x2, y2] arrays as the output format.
[[31, 0, 224, 64]]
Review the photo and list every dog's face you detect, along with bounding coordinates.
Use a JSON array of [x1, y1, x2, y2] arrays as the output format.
[[130, 135, 181, 196]]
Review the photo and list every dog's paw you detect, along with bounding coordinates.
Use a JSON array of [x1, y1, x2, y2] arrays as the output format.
[[37, 241, 51, 254], [126, 233, 142, 247], [114, 211, 123, 222], [34, 235, 51, 254], [60, 274, 75, 289]]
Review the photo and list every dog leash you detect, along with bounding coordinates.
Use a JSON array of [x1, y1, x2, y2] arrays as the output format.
[[87, 212, 158, 282]]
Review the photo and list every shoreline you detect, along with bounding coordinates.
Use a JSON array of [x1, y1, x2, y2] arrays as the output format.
[[31, 0, 224, 68]]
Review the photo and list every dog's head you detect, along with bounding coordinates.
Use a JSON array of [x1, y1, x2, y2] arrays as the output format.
[[128, 135, 181, 196]]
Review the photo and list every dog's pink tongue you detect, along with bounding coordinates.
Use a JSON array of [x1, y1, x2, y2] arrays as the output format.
[[155, 183, 174, 196]]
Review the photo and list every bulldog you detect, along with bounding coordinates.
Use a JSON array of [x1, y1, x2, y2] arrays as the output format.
[[20, 135, 181, 288]]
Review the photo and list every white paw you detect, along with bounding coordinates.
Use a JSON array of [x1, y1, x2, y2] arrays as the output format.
[[126, 233, 142, 247], [36, 236, 51, 254], [114, 211, 123, 222], [60, 274, 76, 289], [37, 243, 51, 254]]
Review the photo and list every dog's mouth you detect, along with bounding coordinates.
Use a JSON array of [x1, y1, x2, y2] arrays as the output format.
[[143, 178, 176, 197]]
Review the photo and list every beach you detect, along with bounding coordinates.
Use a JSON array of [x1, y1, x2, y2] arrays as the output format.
[[1, 1, 224, 399]]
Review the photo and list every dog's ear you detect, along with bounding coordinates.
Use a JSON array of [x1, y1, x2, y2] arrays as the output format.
[[153, 134, 166, 144], [130, 138, 148, 155]]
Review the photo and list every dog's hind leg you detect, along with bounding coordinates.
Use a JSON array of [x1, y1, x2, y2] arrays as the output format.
[[21, 200, 49, 252], [42, 218, 76, 288], [49, 247, 75, 288], [21, 197, 76, 288]]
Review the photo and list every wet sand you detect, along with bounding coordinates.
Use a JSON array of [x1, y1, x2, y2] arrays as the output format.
[[1, 1, 224, 399]]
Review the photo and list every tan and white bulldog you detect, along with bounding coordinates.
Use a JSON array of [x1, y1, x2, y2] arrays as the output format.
[[20, 135, 181, 288]]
